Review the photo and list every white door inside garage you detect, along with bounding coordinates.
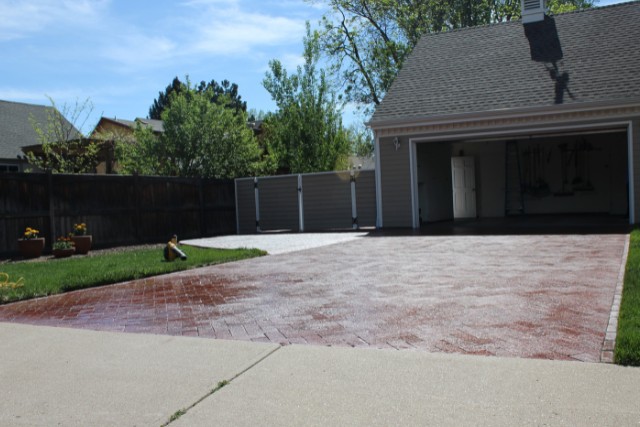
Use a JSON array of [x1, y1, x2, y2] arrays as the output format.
[[451, 157, 477, 219]]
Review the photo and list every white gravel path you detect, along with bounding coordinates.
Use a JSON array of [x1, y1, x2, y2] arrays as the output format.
[[181, 232, 370, 255]]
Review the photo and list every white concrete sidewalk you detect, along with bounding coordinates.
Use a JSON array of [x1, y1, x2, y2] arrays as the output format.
[[2, 322, 639, 427], [0, 323, 278, 427], [182, 232, 369, 255]]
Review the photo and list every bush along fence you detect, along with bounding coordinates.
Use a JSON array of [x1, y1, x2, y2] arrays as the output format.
[[235, 170, 376, 234], [0, 172, 236, 257]]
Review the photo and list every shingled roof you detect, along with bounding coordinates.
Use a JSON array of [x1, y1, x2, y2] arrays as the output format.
[[0, 99, 81, 160], [370, 1, 640, 126], [93, 117, 165, 135]]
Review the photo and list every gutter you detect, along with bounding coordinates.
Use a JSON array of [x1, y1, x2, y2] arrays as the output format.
[[367, 99, 640, 131]]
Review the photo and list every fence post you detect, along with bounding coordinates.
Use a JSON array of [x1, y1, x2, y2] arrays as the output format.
[[134, 173, 141, 242], [47, 170, 56, 247], [198, 178, 206, 237], [350, 170, 358, 229], [254, 177, 261, 232], [298, 174, 304, 232]]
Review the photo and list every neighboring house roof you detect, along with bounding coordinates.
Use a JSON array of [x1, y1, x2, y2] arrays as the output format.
[[370, 1, 640, 125], [108, 117, 138, 129], [92, 117, 165, 136], [95, 116, 260, 137], [0, 99, 80, 160], [136, 118, 164, 133]]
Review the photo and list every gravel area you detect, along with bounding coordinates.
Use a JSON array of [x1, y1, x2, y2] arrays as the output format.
[[182, 232, 370, 255]]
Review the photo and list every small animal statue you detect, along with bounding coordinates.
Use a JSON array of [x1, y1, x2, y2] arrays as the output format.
[[164, 234, 187, 261]]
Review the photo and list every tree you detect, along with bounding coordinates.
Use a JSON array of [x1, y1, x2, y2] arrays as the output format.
[[262, 26, 351, 174], [118, 85, 267, 179], [310, 0, 597, 115], [148, 77, 247, 119], [25, 97, 99, 174], [109, 124, 155, 175], [347, 123, 374, 158]]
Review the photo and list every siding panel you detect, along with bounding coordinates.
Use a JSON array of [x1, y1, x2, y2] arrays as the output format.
[[379, 136, 413, 227]]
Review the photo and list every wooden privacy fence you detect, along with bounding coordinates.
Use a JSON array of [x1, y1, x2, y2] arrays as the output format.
[[235, 170, 376, 233], [0, 172, 236, 256]]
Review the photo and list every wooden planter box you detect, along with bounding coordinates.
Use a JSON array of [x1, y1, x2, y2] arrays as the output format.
[[52, 248, 75, 258], [18, 238, 45, 259], [71, 235, 92, 255]]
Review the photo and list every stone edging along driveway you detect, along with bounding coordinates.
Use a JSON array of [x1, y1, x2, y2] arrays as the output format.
[[0, 233, 629, 362]]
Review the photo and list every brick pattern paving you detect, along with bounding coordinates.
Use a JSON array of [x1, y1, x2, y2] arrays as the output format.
[[0, 234, 628, 361]]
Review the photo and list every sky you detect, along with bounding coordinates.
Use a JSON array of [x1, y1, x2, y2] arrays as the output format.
[[0, 0, 629, 134]]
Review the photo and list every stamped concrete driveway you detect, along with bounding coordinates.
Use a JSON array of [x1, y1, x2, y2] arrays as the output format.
[[0, 233, 628, 362]]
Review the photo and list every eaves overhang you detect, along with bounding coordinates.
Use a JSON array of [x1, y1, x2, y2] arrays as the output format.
[[367, 99, 640, 133]]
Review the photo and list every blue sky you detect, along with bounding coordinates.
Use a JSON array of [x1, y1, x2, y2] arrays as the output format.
[[0, 0, 628, 133]]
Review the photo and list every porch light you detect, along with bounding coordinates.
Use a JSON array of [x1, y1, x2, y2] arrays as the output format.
[[394, 137, 400, 151]]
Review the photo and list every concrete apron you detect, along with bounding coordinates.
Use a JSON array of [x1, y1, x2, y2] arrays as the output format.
[[2, 322, 639, 427]]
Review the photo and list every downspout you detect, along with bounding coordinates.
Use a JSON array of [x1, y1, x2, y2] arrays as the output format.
[[374, 131, 383, 228], [628, 121, 636, 224]]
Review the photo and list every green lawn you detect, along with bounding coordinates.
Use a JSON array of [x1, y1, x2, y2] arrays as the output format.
[[0, 245, 265, 304], [616, 229, 640, 366]]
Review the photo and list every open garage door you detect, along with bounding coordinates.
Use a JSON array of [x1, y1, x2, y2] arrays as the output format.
[[415, 129, 629, 224]]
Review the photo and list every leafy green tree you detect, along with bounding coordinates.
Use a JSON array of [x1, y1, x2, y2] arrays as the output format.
[[347, 123, 374, 158], [247, 108, 268, 122], [310, 0, 596, 114], [112, 124, 160, 176], [119, 86, 268, 179], [25, 97, 99, 173], [148, 77, 247, 119], [262, 26, 351, 174]]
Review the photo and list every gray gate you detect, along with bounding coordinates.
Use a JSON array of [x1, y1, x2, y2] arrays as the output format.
[[235, 170, 376, 234]]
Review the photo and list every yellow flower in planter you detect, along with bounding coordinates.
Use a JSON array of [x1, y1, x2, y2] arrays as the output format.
[[73, 223, 88, 236], [23, 227, 40, 240]]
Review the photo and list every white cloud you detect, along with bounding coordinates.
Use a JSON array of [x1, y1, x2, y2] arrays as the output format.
[[101, 32, 178, 71], [91, 0, 308, 72], [189, 10, 305, 55], [279, 53, 306, 70], [0, 88, 86, 103], [0, 0, 108, 41], [181, 0, 238, 5]]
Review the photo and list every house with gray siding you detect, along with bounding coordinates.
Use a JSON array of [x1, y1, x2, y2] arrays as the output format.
[[369, 1, 640, 228]]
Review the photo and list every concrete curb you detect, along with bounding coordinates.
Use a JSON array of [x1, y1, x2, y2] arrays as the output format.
[[600, 233, 629, 363]]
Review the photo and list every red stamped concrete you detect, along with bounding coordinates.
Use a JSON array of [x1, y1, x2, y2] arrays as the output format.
[[0, 233, 627, 362]]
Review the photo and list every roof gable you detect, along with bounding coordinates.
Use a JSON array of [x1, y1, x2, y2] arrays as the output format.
[[91, 117, 165, 137], [371, 1, 640, 126]]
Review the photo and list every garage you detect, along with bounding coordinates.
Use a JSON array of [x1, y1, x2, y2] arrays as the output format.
[[415, 129, 629, 225], [368, 2, 640, 230]]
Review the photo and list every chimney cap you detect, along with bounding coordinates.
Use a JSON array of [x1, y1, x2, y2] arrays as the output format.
[[522, 0, 547, 24]]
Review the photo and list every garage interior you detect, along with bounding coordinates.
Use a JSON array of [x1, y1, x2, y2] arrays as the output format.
[[415, 129, 630, 233]]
